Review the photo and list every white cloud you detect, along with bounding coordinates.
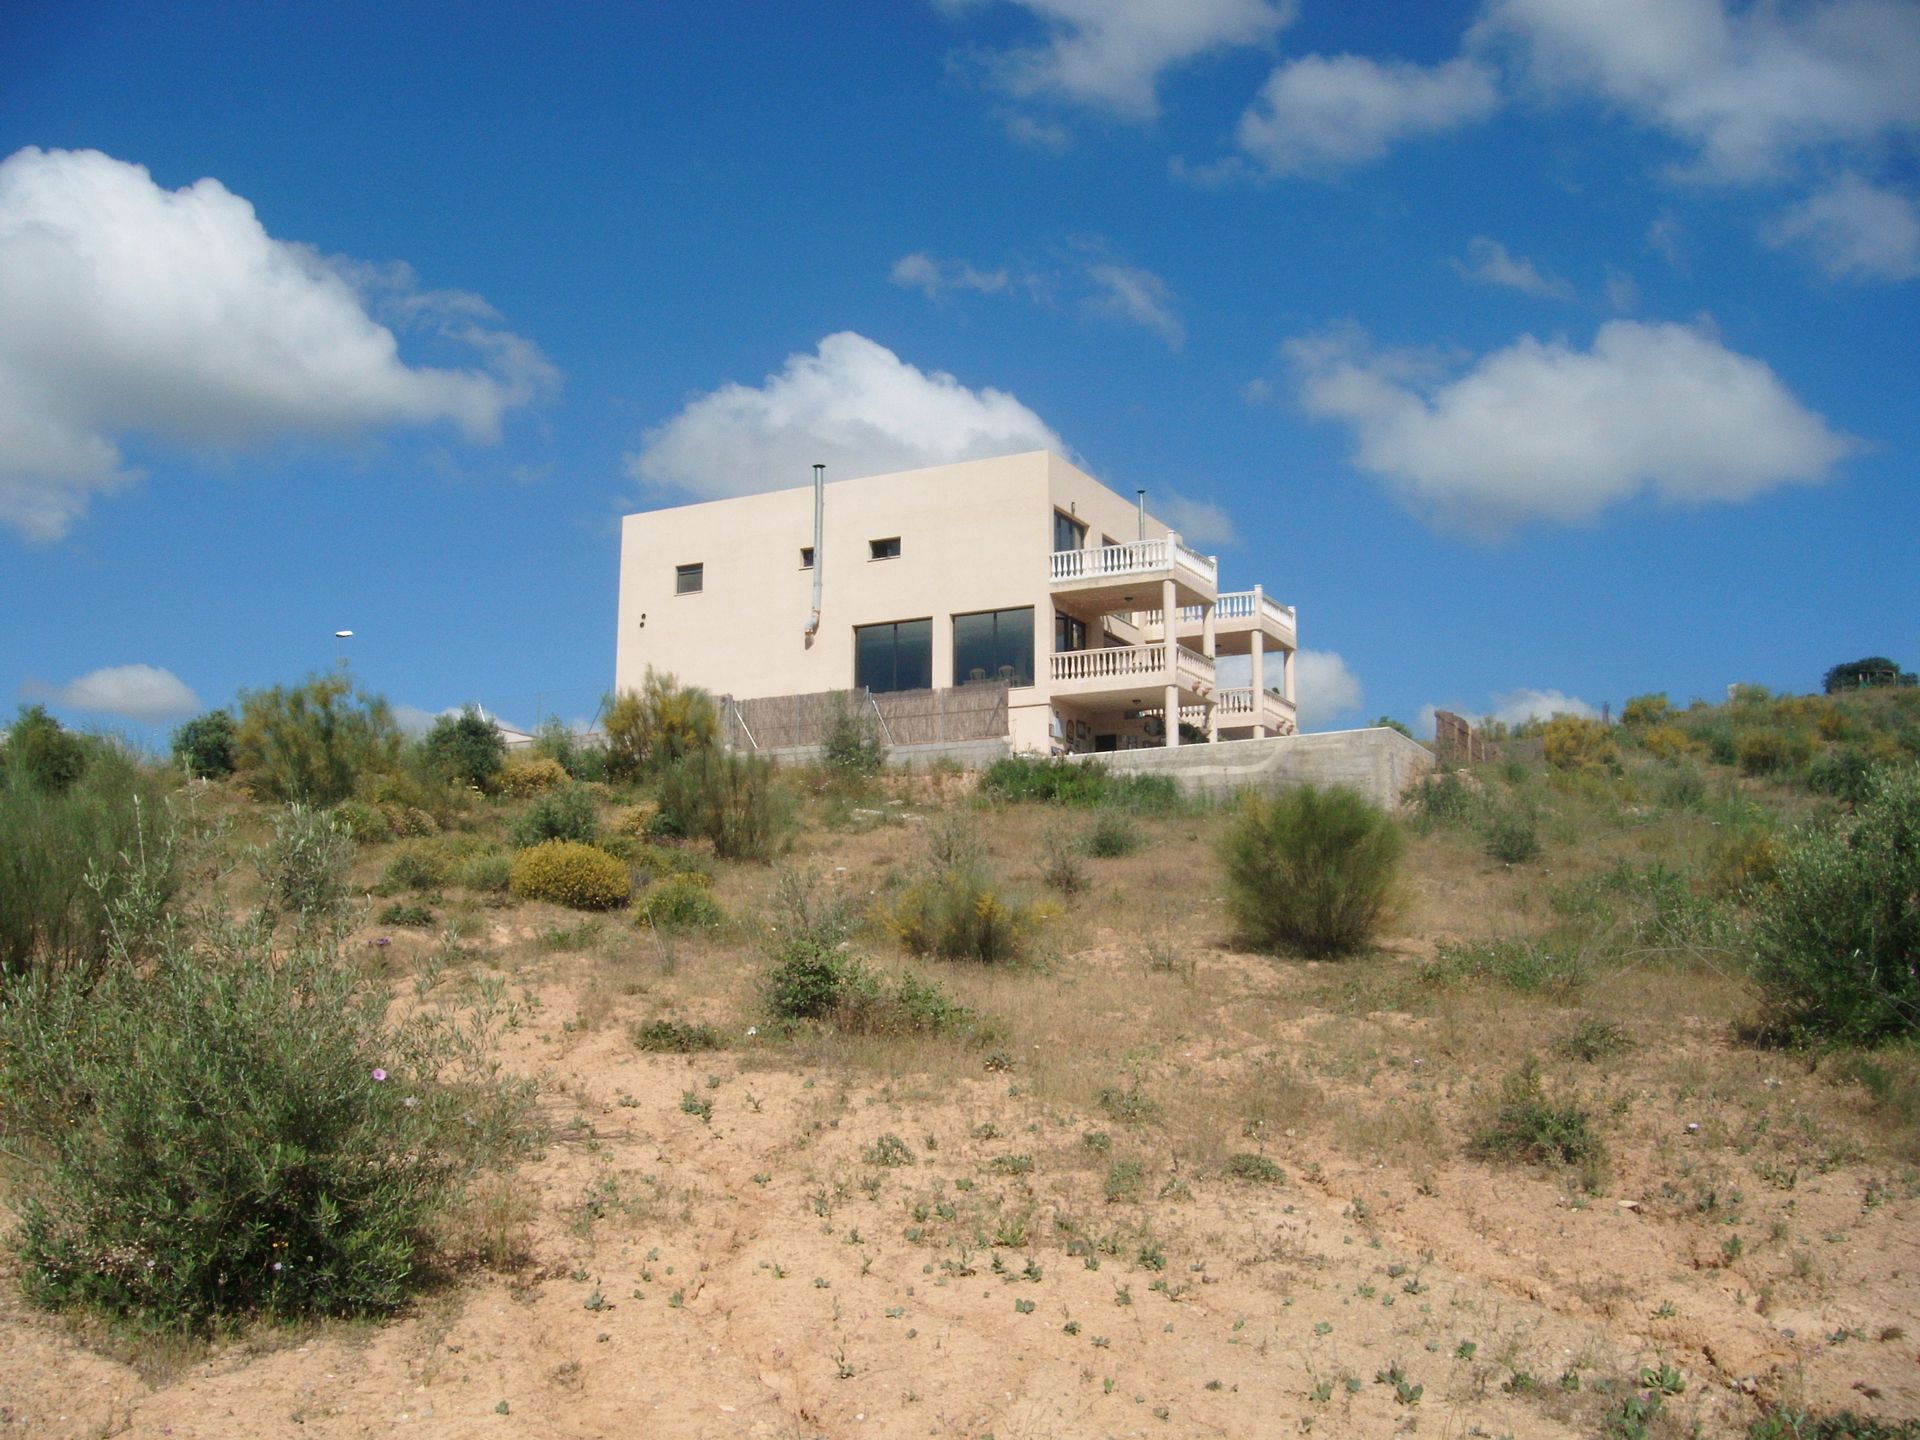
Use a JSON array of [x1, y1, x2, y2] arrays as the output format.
[[1485, 688, 1599, 727], [1285, 319, 1856, 536], [1479, 0, 1920, 179], [1084, 262, 1185, 349], [0, 147, 556, 542], [951, 0, 1296, 120], [626, 332, 1070, 499], [1236, 54, 1500, 175], [1294, 648, 1364, 731], [1452, 236, 1575, 299], [21, 664, 199, 721], [1155, 491, 1236, 546], [1767, 173, 1920, 281], [889, 251, 1012, 298]]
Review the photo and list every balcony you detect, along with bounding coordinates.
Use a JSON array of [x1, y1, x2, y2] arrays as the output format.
[[1137, 588, 1296, 653], [1049, 642, 1215, 703], [1212, 686, 1298, 736], [1049, 536, 1216, 612]]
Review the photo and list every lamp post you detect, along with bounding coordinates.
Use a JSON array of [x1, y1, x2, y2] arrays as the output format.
[[334, 629, 354, 667]]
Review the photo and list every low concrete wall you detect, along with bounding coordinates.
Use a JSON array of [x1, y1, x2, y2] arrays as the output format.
[[750, 737, 1011, 771], [1082, 728, 1435, 808]]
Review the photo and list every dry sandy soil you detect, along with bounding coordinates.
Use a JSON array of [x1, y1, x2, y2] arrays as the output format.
[[4, 800, 1918, 1439]]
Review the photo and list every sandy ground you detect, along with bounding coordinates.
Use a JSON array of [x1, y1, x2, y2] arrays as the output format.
[[5, 873, 1919, 1438]]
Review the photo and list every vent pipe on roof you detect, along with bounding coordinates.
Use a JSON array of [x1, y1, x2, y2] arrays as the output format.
[[1136, 489, 1147, 543], [805, 463, 825, 645]]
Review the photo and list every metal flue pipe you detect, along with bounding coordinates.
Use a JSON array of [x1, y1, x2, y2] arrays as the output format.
[[805, 463, 825, 642]]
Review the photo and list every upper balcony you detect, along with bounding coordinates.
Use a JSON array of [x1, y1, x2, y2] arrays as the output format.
[[1049, 535, 1216, 613], [1137, 587, 1296, 654]]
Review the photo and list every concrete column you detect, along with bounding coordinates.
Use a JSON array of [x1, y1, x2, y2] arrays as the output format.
[[1162, 575, 1179, 748], [1283, 646, 1296, 705], [1252, 630, 1267, 739], [1201, 595, 1217, 741]]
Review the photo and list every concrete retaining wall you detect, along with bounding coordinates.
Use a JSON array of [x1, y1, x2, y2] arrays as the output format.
[[751, 737, 1011, 772], [1080, 727, 1435, 808]]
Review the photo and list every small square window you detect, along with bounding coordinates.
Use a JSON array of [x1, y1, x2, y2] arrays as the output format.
[[869, 537, 901, 560], [800, 546, 815, 569], [675, 562, 703, 595]]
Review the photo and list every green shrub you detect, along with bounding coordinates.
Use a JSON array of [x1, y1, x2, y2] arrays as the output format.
[[1424, 938, 1587, 996], [255, 805, 357, 924], [656, 749, 786, 862], [170, 709, 237, 779], [381, 841, 453, 895], [889, 864, 1033, 963], [1218, 784, 1402, 958], [1469, 1058, 1606, 1190], [1639, 724, 1705, 761], [1225, 1153, 1284, 1183], [509, 783, 599, 849], [1408, 768, 1480, 829], [528, 717, 606, 781], [420, 707, 506, 791], [381, 802, 440, 838], [763, 869, 860, 1021], [836, 966, 979, 1037], [1737, 727, 1813, 777], [509, 841, 630, 911], [822, 694, 886, 777], [330, 798, 393, 842], [0, 745, 178, 984], [611, 801, 660, 836], [1750, 1410, 1920, 1439], [378, 901, 436, 928], [603, 667, 718, 782], [1543, 715, 1619, 774], [1751, 766, 1920, 1045], [1084, 811, 1142, 858], [2, 704, 91, 794], [1555, 1017, 1632, 1062], [452, 850, 512, 894], [635, 872, 725, 930], [0, 915, 525, 1330], [1482, 804, 1541, 864], [1806, 747, 1878, 804], [1620, 693, 1673, 727], [1039, 824, 1088, 896], [630, 1018, 726, 1052], [233, 672, 402, 806], [495, 755, 568, 797]]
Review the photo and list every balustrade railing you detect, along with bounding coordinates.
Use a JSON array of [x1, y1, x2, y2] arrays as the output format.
[[1049, 643, 1215, 689], [1049, 535, 1217, 588]]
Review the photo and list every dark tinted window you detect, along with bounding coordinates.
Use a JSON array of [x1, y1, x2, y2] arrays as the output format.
[[869, 537, 901, 559], [953, 608, 1035, 686], [1053, 511, 1086, 553], [854, 618, 931, 693], [675, 563, 703, 594]]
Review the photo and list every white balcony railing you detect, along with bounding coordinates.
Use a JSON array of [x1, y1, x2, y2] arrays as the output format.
[[1050, 643, 1215, 690], [1138, 590, 1297, 634], [1050, 536, 1217, 589]]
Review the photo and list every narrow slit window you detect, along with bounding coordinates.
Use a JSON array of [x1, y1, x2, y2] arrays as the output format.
[[800, 546, 815, 569], [869, 536, 901, 560], [675, 562, 703, 595]]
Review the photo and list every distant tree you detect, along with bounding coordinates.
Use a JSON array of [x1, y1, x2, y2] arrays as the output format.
[[234, 672, 402, 805], [1373, 715, 1413, 738], [1823, 656, 1916, 694], [2, 705, 89, 795], [420, 707, 506, 790], [171, 709, 237, 779], [602, 669, 718, 782]]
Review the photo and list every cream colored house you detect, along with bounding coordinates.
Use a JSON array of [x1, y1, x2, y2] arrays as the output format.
[[615, 451, 1296, 755]]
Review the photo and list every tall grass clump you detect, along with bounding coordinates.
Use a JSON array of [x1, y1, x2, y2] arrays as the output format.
[[0, 905, 531, 1332], [1219, 784, 1402, 958], [888, 813, 1035, 963], [1750, 765, 1920, 1046], [656, 749, 786, 861], [0, 742, 179, 984]]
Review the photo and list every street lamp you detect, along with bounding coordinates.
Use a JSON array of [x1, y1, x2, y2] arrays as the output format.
[[334, 629, 354, 667]]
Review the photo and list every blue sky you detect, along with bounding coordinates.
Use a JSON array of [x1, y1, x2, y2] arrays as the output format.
[[3, 0, 1916, 741]]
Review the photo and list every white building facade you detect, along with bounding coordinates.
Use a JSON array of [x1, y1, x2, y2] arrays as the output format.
[[615, 451, 1296, 754]]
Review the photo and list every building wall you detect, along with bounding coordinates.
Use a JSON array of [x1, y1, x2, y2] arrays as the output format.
[[614, 451, 1180, 751]]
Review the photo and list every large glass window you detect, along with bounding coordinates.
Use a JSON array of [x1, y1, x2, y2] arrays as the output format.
[[953, 607, 1034, 687], [1052, 511, 1086, 553], [854, 618, 931, 694]]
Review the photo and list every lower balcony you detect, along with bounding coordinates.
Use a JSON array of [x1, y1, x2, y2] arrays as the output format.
[[1049, 643, 1214, 704], [1213, 686, 1297, 736]]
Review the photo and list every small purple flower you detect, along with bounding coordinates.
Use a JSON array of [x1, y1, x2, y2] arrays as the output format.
[[371, 1068, 388, 1082], [272, 1261, 283, 1272], [375, 936, 391, 948]]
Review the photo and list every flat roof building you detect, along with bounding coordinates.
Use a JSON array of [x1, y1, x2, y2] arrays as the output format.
[[615, 451, 1296, 755]]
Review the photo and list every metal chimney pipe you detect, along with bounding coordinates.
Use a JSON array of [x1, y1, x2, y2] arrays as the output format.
[[805, 463, 825, 641]]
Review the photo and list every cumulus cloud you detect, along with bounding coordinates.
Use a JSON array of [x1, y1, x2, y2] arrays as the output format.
[[1155, 491, 1236, 546], [1452, 236, 1575, 299], [21, 664, 199, 721], [1485, 688, 1600, 726], [0, 147, 556, 542], [626, 332, 1070, 499], [1294, 648, 1364, 731], [1084, 262, 1185, 349], [889, 252, 1013, 298], [1767, 173, 1920, 281], [1284, 319, 1856, 536], [949, 0, 1296, 120], [1236, 54, 1500, 175], [1478, 0, 1920, 179]]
